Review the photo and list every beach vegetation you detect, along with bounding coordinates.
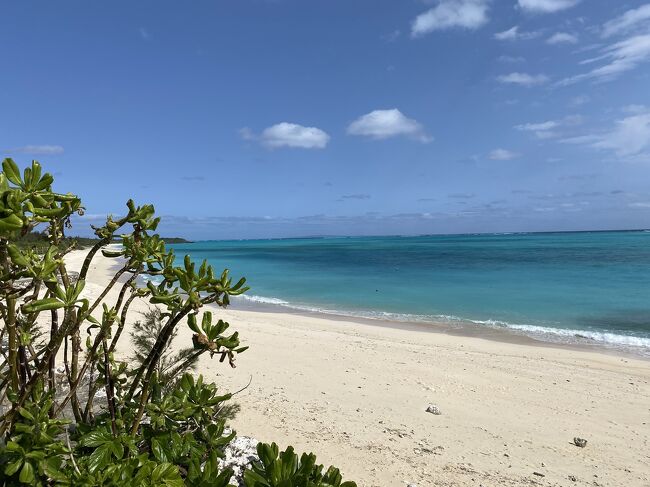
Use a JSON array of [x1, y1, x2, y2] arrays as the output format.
[[244, 443, 357, 487], [0, 158, 355, 486]]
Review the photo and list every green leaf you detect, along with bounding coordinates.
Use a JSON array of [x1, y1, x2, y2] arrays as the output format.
[[0, 213, 24, 232], [110, 440, 124, 460], [243, 469, 270, 486], [80, 430, 112, 448], [0, 173, 8, 192], [151, 437, 168, 463], [7, 244, 30, 267], [43, 458, 68, 482], [30, 161, 42, 187], [22, 298, 64, 314], [4, 458, 23, 477], [18, 461, 35, 484], [2, 158, 22, 185], [87, 444, 112, 473], [35, 173, 54, 191], [17, 406, 35, 421]]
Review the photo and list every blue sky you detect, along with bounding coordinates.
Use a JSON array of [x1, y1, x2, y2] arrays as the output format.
[[3, 0, 650, 239]]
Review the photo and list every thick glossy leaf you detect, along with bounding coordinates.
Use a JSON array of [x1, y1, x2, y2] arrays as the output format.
[[7, 244, 29, 267], [2, 158, 22, 185], [0, 213, 24, 232], [18, 461, 35, 484], [151, 437, 168, 463], [22, 298, 65, 313], [4, 458, 23, 477], [87, 444, 112, 473]]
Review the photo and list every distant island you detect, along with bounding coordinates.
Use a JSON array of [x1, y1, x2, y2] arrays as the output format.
[[13, 231, 192, 251], [161, 237, 193, 244]]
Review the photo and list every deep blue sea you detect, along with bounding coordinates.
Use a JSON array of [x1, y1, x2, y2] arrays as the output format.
[[170, 231, 650, 354]]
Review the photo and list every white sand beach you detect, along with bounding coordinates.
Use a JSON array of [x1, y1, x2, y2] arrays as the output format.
[[66, 248, 650, 487]]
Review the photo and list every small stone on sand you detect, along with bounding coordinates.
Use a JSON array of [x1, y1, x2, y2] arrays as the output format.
[[426, 404, 441, 415], [573, 437, 587, 448]]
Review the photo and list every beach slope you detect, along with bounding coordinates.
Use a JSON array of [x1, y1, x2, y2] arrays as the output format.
[[66, 249, 650, 487]]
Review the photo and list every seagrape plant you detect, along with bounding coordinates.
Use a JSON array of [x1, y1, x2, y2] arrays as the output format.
[[0, 159, 356, 486]]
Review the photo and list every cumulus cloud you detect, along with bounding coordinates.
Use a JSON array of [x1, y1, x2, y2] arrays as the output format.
[[558, 34, 650, 85], [489, 148, 520, 160], [347, 109, 432, 143], [563, 109, 650, 158], [602, 4, 650, 38], [241, 123, 330, 149], [547, 32, 578, 44], [497, 72, 549, 86], [7, 145, 65, 155], [411, 0, 489, 37], [494, 26, 540, 41], [518, 0, 581, 14]]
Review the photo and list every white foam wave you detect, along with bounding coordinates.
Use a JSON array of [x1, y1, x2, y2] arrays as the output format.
[[501, 323, 650, 348], [231, 294, 650, 351], [237, 294, 290, 306]]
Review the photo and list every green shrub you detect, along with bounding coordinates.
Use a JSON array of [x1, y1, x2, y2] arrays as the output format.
[[0, 158, 355, 486], [244, 443, 357, 487]]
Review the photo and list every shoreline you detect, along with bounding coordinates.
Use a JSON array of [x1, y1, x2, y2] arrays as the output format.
[[65, 249, 650, 486], [228, 297, 650, 361]]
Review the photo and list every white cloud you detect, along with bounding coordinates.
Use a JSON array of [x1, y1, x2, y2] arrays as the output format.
[[547, 32, 578, 44], [489, 148, 520, 160], [242, 123, 330, 149], [559, 34, 650, 85], [347, 109, 433, 143], [623, 104, 648, 114], [570, 94, 590, 106], [563, 109, 650, 158], [515, 120, 561, 138], [518, 0, 581, 13], [497, 72, 549, 86], [412, 0, 489, 37], [7, 145, 65, 155], [494, 26, 519, 40], [494, 25, 540, 41], [602, 4, 650, 38], [592, 112, 650, 156], [515, 115, 583, 139]]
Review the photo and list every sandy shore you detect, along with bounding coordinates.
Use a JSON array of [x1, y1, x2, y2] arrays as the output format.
[[65, 249, 650, 487]]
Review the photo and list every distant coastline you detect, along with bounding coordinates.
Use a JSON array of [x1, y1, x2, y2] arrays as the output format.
[[174, 227, 650, 244]]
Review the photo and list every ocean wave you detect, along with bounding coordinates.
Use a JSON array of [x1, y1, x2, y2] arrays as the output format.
[[497, 323, 650, 348], [231, 294, 650, 351], [237, 294, 290, 305]]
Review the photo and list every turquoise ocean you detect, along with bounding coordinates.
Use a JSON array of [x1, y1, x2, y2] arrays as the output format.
[[170, 231, 650, 355]]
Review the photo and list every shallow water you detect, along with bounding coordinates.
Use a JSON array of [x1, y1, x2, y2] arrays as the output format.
[[170, 231, 650, 354]]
